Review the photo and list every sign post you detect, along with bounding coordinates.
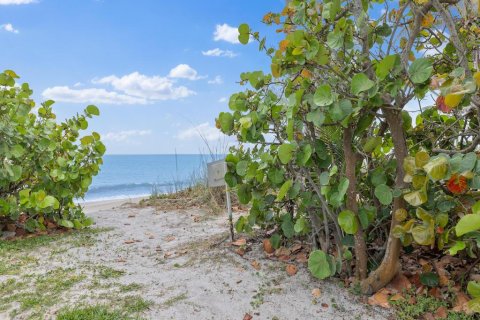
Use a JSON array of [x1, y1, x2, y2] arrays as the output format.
[[207, 159, 234, 241]]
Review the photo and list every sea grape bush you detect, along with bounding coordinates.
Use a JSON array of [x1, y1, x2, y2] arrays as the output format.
[[0, 70, 105, 231], [216, 0, 480, 300]]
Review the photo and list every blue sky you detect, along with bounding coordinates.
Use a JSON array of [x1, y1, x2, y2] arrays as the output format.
[[0, 0, 285, 154]]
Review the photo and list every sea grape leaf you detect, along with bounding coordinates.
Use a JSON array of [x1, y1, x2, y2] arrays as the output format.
[[278, 143, 296, 164], [456, 214, 480, 236], [308, 250, 332, 280], [374, 184, 393, 205], [351, 73, 375, 95], [409, 58, 433, 84], [313, 84, 334, 106], [338, 210, 358, 234]]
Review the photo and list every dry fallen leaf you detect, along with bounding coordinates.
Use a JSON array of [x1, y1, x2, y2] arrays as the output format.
[[274, 247, 291, 256], [124, 239, 136, 244], [232, 238, 247, 246], [243, 313, 253, 320], [434, 306, 448, 319], [368, 291, 390, 309], [286, 264, 298, 276], [453, 291, 470, 312], [295, 252, 308, 263], [235, 248, 246, 256], [311, 288, 321, 298], [428, 287, 442, 299], [263, 239, 274, 254], [387, 273, 412, 293], [290, 243, 302, 254], [251, 260, 261, 270], [423, 312, 435, 320]]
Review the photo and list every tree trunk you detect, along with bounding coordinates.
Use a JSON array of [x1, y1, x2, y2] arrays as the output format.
[[360, 106, 408, 294], [343, 125, 368, 280]]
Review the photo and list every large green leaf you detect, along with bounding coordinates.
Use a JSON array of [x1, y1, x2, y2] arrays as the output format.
[[237, 184, 252, 204], [313, 84, 334, 106], [351, 73, 375, 95], [278, 143, 296, 164], [218, 112, 234, 133], [338, 210, 358, 234], [404, 190, 427, 206], [468, 281, 480, 298], [408, 58, 433, 84], [86, 105, 100, 116], [411, 224, 434, 245], [420, 272, 439, 287], [306, 110, 325, 127], [468, 298, 480, 313], [308, 250, 332, 280], [374, 184, 393, 205], [448, 241, 466, 255], [38, 195, 58, 209], [276, 179, 293, 201], [456, 214, 480, 236], [236, 161, 248, 176], [281, 215, 295, 238], [363, 137, 382, 153], [238, 23, 250, 45], [423, 156, 448, 181], [375, 54, 398, 80]]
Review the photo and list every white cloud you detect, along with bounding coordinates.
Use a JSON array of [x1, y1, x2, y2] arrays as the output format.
[[168, 64, 204, 80], [42, 86, 147, 105], [202, 48, 237, 58], [213, 23, 240, 44], [1, 23, 19, 33], [94, 71, 196, 100], [102, 130, 151, 142], [208, 75, 223, 85], [0, 0, 35, 4], [218, 97, 227, 103], [178, 122, 223, 142], [45, 69, 197, 105]]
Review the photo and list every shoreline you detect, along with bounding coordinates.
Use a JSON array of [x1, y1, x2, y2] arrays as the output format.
[[81, 196, 148, 214]]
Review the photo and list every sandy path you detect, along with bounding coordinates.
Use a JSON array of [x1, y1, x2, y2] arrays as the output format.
[[78, 198, 389, 320]]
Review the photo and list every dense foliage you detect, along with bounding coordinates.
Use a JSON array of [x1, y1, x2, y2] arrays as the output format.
[[0, 70, 105, 231], [216, 0, 480, 306]]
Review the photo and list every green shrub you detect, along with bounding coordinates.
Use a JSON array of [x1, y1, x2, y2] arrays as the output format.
[[0, 70, 105, 231]]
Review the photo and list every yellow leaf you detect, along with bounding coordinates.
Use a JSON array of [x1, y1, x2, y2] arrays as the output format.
[[271, 63, 281, 78], [445, 93, 464, 108], [301, 69, 312, 79], [474, 71, 480, 87], [408, 52, 415, 62], [421, 13, 434, 28], [279, 39, 290, 52], [262, 13, 272, 23]]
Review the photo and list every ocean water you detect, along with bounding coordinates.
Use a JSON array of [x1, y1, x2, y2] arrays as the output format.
[[83, 154, 210, 202]]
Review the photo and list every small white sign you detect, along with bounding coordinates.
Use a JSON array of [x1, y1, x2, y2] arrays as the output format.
[[207, 159, 227, 187]]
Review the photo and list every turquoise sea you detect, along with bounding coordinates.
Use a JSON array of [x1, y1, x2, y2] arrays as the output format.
[[83, 155, 211, 202]]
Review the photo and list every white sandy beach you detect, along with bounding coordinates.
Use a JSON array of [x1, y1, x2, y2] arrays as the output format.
[[79, 198, 389, 319], [0, 197, 390, 319]]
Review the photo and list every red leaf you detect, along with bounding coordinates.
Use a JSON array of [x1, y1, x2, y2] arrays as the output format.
[[446, 174, 468, 194], [436, 96, 453, 113]]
